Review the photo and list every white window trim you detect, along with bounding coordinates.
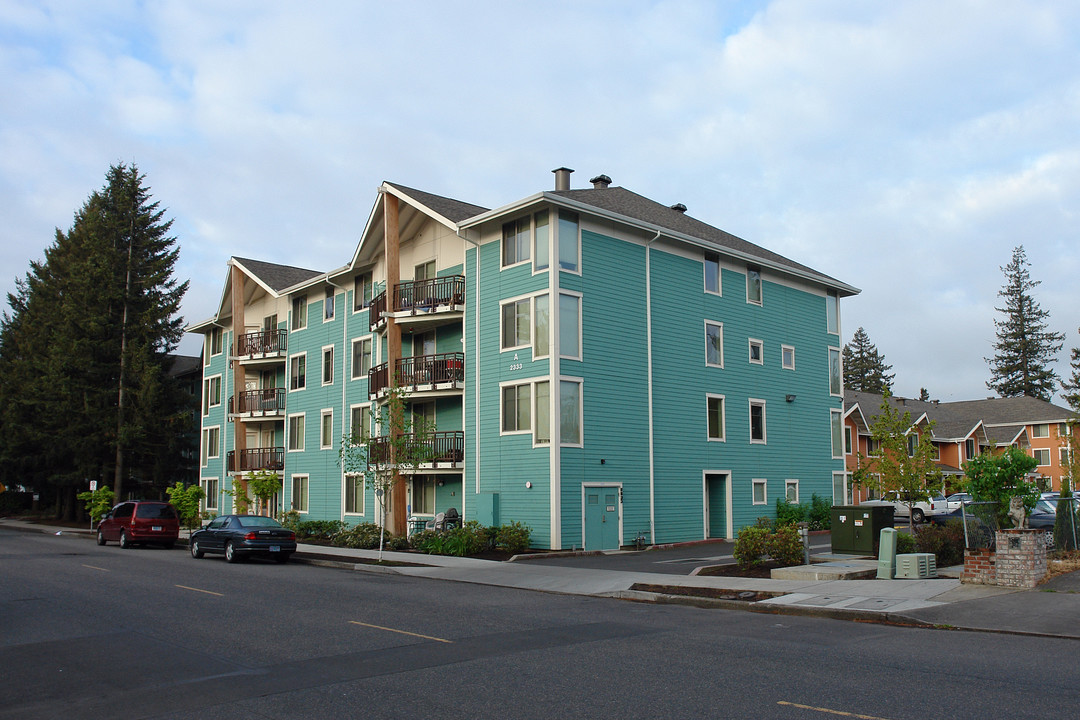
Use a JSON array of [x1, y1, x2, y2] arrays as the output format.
[[288, 412, 306, 452], [289, 352, 307, 392], [499, 377, 537, 436], [559, 376, 584, 448], [559, 290, 583, 361], [201, 426, 221, 466], [705, 321, 724, 368], [746, 266, 763, 306], [781, 344, 795, 370], [831, 410, 844, 459], [748, 338, 764, 365], [344, 472, 365, 516], [501, 215, 532, 269], [532, 209, 551, 275], [202, 477, 219, 511], [749, 398, 767, 444], [499, 293, 534, 352], [785, 479, 800, 504], [351, 336, 373, 380], [323, 288, 336, 323], [320, 408, 334, 450], [707, 393, 726, 442], [204, 374, 222, 414], [209, 327, 224, 357], [291, 295, 308, 331], [533, 293, 550, 360], [1032, 423, 1050, 439], [828, 346, 842, 397], [557, 210, 582, 276], [352, 272, 373, 313], [321, 345, 335, 386], [1033, 448, 1051, 466], [291, 473, 309, 514], [349, 402, 372, 444], [845, 426, 853, 456], [533, 380, 551, 448], [752, 478, 768, 505], [703, 252, 722, 296]]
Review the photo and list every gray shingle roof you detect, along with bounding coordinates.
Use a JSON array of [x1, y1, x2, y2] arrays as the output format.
[[550, 186, 849, 290], [233, 257, 324, 293], [387, 183, 489, 224]]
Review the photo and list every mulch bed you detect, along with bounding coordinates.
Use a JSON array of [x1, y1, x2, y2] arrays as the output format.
[[630, 583, 781, 602], [694, 560, 788, 579]]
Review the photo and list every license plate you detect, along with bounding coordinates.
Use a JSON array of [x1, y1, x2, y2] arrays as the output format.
[[152, 526, 162, 532], [270, 545, 280, 552]]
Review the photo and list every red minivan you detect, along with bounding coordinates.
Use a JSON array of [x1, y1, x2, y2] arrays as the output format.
[[97, 501, 180, 549]]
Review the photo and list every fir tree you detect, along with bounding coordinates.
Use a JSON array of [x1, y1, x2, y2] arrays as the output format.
[[985, 245, 1064, 401], [1062, 328, 1080, 413], [842, 326, 895, 394]]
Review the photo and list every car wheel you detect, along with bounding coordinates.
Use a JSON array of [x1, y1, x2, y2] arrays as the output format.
[[225, 541, 241, 563], [274, 553, 291, 564], [119, 530, 131, 549], [190, 539, 204, 559], [96, 530, 106, 546], [912, 509, 925, 524]]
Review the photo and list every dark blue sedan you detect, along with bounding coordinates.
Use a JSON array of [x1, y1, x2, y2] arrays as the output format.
[[190, 515, 297, 563]]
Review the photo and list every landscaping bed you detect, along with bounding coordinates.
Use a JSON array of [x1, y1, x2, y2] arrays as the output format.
[[630, 583, 782, 602]]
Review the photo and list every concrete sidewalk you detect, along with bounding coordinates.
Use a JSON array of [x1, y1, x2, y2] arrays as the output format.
[[5, 517, 1078, 639]]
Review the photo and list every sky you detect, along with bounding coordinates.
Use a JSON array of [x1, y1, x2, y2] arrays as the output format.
[[2, 0, 1078, 404]]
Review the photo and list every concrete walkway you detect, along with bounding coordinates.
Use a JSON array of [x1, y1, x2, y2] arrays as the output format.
[[5, 518, 1078, 639]]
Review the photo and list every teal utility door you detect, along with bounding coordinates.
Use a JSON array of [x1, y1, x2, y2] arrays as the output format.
[[584, 487, 620, 550]]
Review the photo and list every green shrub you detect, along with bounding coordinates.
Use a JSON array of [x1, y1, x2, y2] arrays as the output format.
[[755, 516, 774, 531], [493, 521, 532, 554], [896, 532, 916, 554], [410, 521, 489, 556], [808, 494, 832, 531], [733, 526, 769, 569], [334, 522, 387, 549], [765, 525, 805, 567], [914, 521, 965, 567], [775, 498, 804, 527], [1053, 492, 1078, 551], [292, 519, 346, 540]]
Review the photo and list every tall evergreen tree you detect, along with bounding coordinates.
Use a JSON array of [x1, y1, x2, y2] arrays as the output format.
[[985, 245, 1064, 401], [0, 164, 188, 516], [1062, 328, 1080, 413], [843, 326, 895, 394]]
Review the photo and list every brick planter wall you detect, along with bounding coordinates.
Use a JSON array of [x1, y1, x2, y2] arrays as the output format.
[[994, 529, 1047, 588], [963, 548, 995, 584]]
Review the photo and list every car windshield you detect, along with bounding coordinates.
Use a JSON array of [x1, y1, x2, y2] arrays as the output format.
[[238, 516, 283, 529], [1035, 499, 1057, 514], [135, 504, 177, 519]]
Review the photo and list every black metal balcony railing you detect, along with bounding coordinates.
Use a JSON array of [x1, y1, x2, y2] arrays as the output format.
[[369, 290, 387, 330], [227, 447, 285, 472], [369, 352, 465, 397], [236, 328, 287, 357], [366, 431, 465, 467], [370, 276, 465, 331], [228, 388, 286, 415]]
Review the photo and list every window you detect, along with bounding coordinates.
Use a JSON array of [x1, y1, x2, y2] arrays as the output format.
[[534, 294, 549, 358], [704, 252, 720, 294], [344, 474, 364, 514], [264, 314, 278, 332], [289, 353, 306, 390], [291, 475, 309, 513], [782, 345, 795, 370], [930, 442, 940, 460], [502, 383, 531, 433], [291, 295, 307, 331], [533, 210, 550, 272], [322, 346, 334, 386], [707, 395, 725, 441], [412, 476, 435, 514], [705, 322, 723, 368], [826, 290, 839, 334], [201, 427, 220, 466], [867, 437, 881, 456], [828, 347, 842, 395], [559, 292, 581, 359], [288, 413, 305, 452], [502, 216, 531, 266], [560, 379, 582, 445], [501, 298, 530, 349], [324, 287, 335, 321], [350, 405, 371, 443], [535, 381, 550, 444], [558, 210, 580, 272], [832, 472, 847, 506], [320, 409, 334, 450], [412, 402, 436, 432], [1033, 448, 1051, 466], [785, 480, 799, 504], [907, 434, 918, 456], [965, 438, 976, 460], [202, 477, 219, 511], [1032, 423, 1050, 439], [209, 327, 223, 356], [752, 479, 767, 505], [748, 339, 763, 365], [415, 260, 435, 281], [831, 410, 843, 458], [1061, 447, 1071, 468], [749, 399, 766, 443], [353, 272, 372, 311], [746, 265, 762, 305], [203, 376, 221, 414], [351, 338, 372, 380], [844, 427, 853, 455]]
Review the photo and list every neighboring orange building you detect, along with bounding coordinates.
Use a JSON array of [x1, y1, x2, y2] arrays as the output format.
[[843, 391, 1074, 503]]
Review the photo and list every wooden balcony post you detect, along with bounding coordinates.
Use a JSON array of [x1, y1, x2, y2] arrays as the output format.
[[384, 191, 406, 535]]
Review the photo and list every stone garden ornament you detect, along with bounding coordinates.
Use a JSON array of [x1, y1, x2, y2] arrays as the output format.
[[1008, 496, 1027, 529]]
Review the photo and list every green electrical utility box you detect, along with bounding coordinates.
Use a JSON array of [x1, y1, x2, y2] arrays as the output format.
[[831, 505, 894, 554]]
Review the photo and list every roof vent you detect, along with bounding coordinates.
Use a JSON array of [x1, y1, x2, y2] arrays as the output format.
[[552, 167, 574, 191], [590, 174, 612, 189], [671, 203, 687, 213]]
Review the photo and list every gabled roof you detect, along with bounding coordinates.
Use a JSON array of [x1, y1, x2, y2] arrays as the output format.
[[232, 257, 323, 293], [388, 183, 489, 224]]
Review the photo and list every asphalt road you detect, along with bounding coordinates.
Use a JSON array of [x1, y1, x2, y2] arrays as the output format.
[[2, 528, 1079, 719]]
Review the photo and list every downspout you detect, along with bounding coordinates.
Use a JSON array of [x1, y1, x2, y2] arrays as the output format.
[[326, 276, 348, 523], [645, 231, 660, 545], [456, 229, 481, 516]]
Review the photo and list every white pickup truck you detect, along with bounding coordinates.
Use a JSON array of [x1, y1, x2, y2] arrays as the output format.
[[859, 491, 947, 523]]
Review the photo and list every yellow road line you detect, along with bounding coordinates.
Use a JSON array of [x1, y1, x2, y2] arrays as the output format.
[[777, 701, 892, 719], [82, 564, 109, 572], [349, 620, 452, 643], [175, 584, 224, 597]]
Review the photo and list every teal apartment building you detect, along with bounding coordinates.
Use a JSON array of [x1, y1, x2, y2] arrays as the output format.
[[189, 169, 858, 550]]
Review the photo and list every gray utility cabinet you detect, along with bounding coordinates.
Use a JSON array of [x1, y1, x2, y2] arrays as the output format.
[[831, 505, 894, 554]]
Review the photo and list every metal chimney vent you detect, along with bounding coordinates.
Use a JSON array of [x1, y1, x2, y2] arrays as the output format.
[[590, 174, 612, 189], [671, 203, 687, 213], [552, 167, 574, 191]]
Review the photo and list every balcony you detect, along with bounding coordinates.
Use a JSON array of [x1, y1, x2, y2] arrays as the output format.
[[227, 447, 285, 473], [367, 431, 465, 469], [369, 352, 465, 399], [370, 275, 465, 332], [228, 388, 286, 418], [235, 329, 287, 364]]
